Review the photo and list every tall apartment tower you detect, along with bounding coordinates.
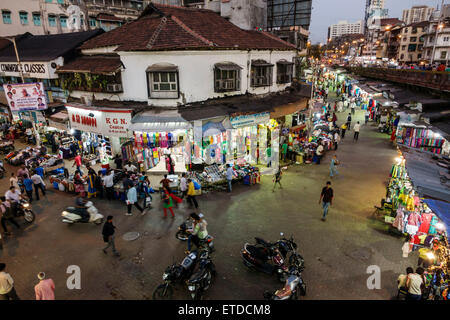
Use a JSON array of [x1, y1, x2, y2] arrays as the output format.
[[402, 6, 435, 25], [329, 20, 363, 40], [364, 0, 386, 35]]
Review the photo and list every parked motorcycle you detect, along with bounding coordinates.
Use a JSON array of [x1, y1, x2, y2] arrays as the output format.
[[241, 233, 304, 282], [0, 160, 5, 179], [263, 265, 306, 300], [186, 249, 216, 300], [153, 250, 201, 300], [61, 201, 104, 225], [176, 218, 215, 252]]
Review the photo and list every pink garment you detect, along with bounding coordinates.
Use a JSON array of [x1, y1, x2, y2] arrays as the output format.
[[407, 212, 421, 226], [392, 209, 404, 231], [35, 279, 55, 300]]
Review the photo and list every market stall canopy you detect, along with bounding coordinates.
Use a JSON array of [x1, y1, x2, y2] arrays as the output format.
[[56, 55, 123, 75], [50, 111, 69, 122], [202, 121, 226, 137], [402, 148, 450, 203], [130, 109, 191, 132], [422, 199, 450, 242]]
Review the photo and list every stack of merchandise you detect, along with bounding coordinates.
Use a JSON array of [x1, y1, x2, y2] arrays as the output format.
[[396, 126, 445, 154]]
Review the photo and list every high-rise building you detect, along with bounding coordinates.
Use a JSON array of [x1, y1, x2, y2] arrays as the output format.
[[364, 0, 387, 35], [329, 20, 364, 40], [402, 6, 435, 25]]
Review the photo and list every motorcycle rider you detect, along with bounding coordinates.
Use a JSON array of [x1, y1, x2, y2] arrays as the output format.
[[75, 194, 90, 222], [186, 213, 208, 254], [5, 186, 28, 217]]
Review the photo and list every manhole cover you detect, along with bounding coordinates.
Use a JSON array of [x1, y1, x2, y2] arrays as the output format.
[[122, 232, 140, 241]]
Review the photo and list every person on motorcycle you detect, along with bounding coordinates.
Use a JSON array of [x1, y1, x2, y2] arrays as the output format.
[[5, 186, 28, 217], [186, 213, 208, 253], [75, 195, 90, 222]]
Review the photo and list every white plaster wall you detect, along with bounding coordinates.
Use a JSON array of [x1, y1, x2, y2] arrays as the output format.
[[116, 49, 296, 107]]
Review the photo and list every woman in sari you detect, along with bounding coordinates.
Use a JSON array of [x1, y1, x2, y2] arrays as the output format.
[[87, 171, 97, 198]]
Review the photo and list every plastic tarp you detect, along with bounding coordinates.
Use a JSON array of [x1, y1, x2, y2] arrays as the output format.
[[423, 199, 450, 242], [402, 149, 450, 203], [202, 121, 225, 137]]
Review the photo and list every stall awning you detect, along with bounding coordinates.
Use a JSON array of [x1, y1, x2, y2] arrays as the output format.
[[146, 63, 178, 73], [215, 62, 242, 71], [50, 111, 69, 122], [130, 110, 191, 132], [423, 199, 450, 242], [56, 55, 122, 75]]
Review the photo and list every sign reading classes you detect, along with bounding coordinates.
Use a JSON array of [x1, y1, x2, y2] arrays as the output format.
[[230, 112, 271, 128], [3, 82, 48, 111], [67, 106, 132, 137]]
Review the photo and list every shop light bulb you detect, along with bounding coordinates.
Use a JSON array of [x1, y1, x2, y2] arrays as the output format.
[[70, 128, 75, 134], [426, 252, 435, 260], [435, 222, 445, 230]]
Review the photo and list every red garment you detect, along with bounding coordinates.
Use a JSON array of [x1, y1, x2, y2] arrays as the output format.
[[390, 128, 396, 141], [170, 193, 183, 204], [418, 213, 432, 234]]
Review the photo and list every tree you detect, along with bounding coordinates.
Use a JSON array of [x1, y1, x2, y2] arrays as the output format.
[[308, 44, 325, 60]]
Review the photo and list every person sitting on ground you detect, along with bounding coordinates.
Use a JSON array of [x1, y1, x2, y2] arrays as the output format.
[[398, 267, 414, 296]]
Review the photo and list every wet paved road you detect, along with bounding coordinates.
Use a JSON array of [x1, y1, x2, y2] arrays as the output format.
[[0, 107, 416, 300]]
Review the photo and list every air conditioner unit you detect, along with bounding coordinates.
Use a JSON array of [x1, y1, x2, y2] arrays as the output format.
[[106, 83, 122, 92]]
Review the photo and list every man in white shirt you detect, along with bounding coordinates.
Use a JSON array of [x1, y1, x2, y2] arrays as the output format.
[[102, 169, 115, 200], [123, 162, 137, 173], [353, 121, 361, 142], [406, 267, 424, 300], [31, 170, 46, 201], [5, 186, 24, 203], [0, 263, 20, 300], [316, 142, 324, 165]]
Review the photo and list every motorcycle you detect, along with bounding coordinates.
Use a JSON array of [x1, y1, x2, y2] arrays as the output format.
[[13, 199, 35, 223], [186, 249, 216, 300], [61, 201, 104, 225], [0, 160, 5, 179], [241, 233, 304, 282], [176, 218, 215, 252], [263, 265, 306, 300], [153, 250, 201, 300]]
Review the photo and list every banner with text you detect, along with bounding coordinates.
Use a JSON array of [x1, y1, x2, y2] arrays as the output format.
[[67, 106, 132, 137], [3, 82, 47, 111]]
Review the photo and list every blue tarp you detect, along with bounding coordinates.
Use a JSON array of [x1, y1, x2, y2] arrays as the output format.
[[423, 199, 450, 242]]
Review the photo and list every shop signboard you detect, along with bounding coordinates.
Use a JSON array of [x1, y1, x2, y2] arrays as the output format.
[[67, 106, 132, 137], [3, 82, 48, 111], [230, 112, 270, 128]]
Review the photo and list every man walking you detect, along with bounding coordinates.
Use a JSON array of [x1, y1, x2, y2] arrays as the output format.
[[34, 272, 55, 300], [319, 181, 334, 221], [272, 167, 283, 192], [340, 123, 347, 139], [102, 169, 114, 200], [0, 199, 20, 235], [226, 164, 233, 192], [102, 216, 120, 256], [23, 174, 34, 202], [179, 173, 187, 199], [31, 170, 46, 201], [73, 153, 82, 175], [186, 179, 199, 209], [346, 113, 352, 129], [329, 155, 340, 178], [0, 263, 20, 300], [333, 130, 340, 150], [353, 121, 361, 142]]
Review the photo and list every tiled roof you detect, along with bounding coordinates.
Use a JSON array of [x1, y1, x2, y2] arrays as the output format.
[[0, 30, 104, 62], [81, 3, 296, 51], [380, 18, 404, 26], [56, 55, 122, 75]]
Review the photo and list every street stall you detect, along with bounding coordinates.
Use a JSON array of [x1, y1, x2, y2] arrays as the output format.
[[128, 110, 192, 174], [67, 104, 133, 171], [395, 122, 446, 154]]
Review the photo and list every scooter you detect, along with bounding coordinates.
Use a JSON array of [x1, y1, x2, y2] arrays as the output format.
[[176, 217, 215, 252], [186, 249, 216, 300], [153, 250, 201, 300], [263, 265, 306, 300], [61, 201, 104, 225], [241, 233, 304, 282]]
